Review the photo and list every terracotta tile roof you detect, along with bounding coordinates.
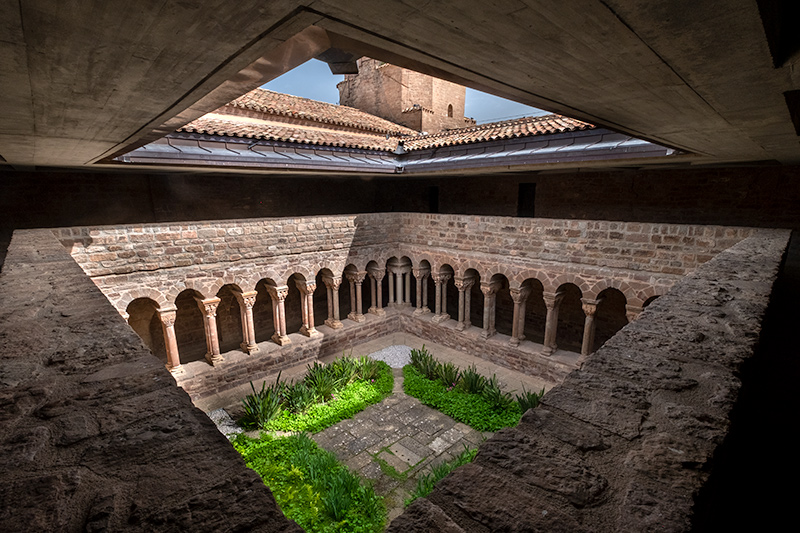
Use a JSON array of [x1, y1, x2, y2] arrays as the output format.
[[401, 115, 594, 151], [226, 88, 417, 136], [179, 114, 400, 151]]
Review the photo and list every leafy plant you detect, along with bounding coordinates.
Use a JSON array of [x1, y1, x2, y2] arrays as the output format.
[[406, 445, 478, 506], [410, 345, 439, 380], [283, 381, 316, 414], [356, 356, 381, 381], [515, 386, 546, 413], [482, 374, 514, 410], [305, 362, 343, 402], [437, 361, 461, 389], [327, 356, 359, 387], [240, 372, 283, 429], [458, 364, 486, 394]]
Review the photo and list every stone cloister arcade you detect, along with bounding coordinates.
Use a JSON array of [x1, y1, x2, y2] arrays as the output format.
[[122, 252, 659, 375]]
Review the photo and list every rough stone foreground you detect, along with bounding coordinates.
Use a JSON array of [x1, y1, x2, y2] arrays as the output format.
[[388, 229, 790, 532], [0, 227, 789, 532], [0, 230, 301, 532]]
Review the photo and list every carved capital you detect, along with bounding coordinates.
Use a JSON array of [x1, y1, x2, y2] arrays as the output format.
[[412, 266, 431, 280], [158, 308, 177, 327], [509, 286, 531, 304], [480, 280, 500, 297], [234, 290, 258, 308], [322, 274, 342, 291], [435, 272, 452, 284], [454, 276, 476, 291], [543, 291, 565, 310], [367, 267, 385, 282], [345, 270, 367, 284], [581, 298, 600, 316], [195, 296, 220, 317], [626, 304, 644, 322]]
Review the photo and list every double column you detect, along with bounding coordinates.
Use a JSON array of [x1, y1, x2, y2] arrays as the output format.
[[322, 274, 343, 329], [413, 266, 431, 315], [509, 286, 531, 346], [454, 276, 476, 330], [261, 286, 291, 346], [195, 296, 223, 364], [158, 307, 183, 374], [431, 272, 452, 323], [346, 271, 367, 322], [541, 291, 565, 356], [296, 279, 319, 337], [387, 265, 412, 308], [367, 267, 386, 316], [480, 280, 501, 339], [233, 290, 260, 353]]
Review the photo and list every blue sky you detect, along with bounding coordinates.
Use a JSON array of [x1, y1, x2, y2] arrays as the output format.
[[262, 59, 546, 124]]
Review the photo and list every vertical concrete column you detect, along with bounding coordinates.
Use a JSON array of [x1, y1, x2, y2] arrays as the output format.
[[412, 267, 431, 315], [195, 296, 223, 365], [265, 286, 291, 346], [509, 286, 531, 346], [233, 290, 260, 354], [368, 268, 386, 316], [345, 271, 366, 322], [541, 291, 565, 356], [158, 307, 183, 374], [480, 281, 500, 339], [295, 279, 319, 337], [322, 275, 343, 329], [580, 298, 600, 356], [626, 304, 643, 323]]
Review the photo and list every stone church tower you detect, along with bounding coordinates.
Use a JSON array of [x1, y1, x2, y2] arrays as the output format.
[[337, 57, 476, 133]]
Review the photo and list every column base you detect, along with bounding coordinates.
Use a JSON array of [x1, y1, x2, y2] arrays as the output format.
[[412, 307, 427, 316], [240, 342, 260, 354], [541, 345, 556, 356], [325, 318, 343, 329], [401, 302, 412, 308], [205, 352, 224, 365], [271, 333, 292, 346], [300, 326, 320, 337], [347, 312, 366, 323], [431, 313, 450, 324], [368, 307, 386, 316], [509, 337, 520, 347], [167, 363, 185, 375], [480, 328, 497, 340], [455, 322, 465, 331]]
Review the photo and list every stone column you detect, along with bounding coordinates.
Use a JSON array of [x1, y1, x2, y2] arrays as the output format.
[[345, 271, 366, 322], [412, 267, 431, 315], [368, 268, 385, 316], [387, 269, 395, 307], [395, 267, 404, 306], [480, 281, 500, 339], [296, 279, 319, 337], [233, 290, 259, 354], [581, 298, 600, 356], [404, 270, 412, 306], [158, 307, 183, 374], [626, 304, 643, 323], [264, 286, 291, 346], [432, 273, 452, 323], [454, 277, 475, 331], [509, 286, 531, 346], [323, 275, 343, 329], [195, 296, 223, 365], [541, 291, 565, 356]]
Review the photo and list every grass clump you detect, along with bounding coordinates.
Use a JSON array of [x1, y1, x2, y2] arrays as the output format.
[[238, 355, 394, 433], [233, 432, 385, 533], [240, 372, 284, 430], [515, 385, 546, 413], [406, 446, 478, 506]]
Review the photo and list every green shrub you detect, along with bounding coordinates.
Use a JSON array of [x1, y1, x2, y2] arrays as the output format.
[[240, 372, 283, 429], [233, 432, 385, 533], [403, 365, 521, 432], [305, 362, 343, 402], [437, 361, 461, 389], [356, 356, 381, 381], [410, 345, 439, 380], [327, 356, 359, 387], [481, 374, 514, 410], [458, 364, 486, 394], [515, 386, 545, 413], [406, 446, 478, 506], [283, 381, 316, 414]]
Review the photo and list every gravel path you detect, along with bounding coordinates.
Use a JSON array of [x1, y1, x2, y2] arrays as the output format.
[[366, 344, 412, 368]]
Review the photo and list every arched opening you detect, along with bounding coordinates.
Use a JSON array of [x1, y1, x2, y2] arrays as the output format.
[[386, 256, 412, 307], [126, 298, 166, 363], [490, 273, 513, 336], [253, 279, 277, 343], [555, 283, 584, 353], [383, 257, 396, 308], [643, 295, 660, 308], [521, 278, 546, 345], [469, 270, 484, 328], [314, 269, 332, 327], [438, 264, 456, 318], [447, 103, 453, 117], [174, 289, 208, 364], [216, 284, 245, 352], [339, 267, 353, 320], [285, 273, 305, 334], [594, 288, 628, 350]]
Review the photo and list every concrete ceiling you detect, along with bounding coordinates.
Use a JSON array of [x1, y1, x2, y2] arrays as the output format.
[[1, 0, 798, 170]]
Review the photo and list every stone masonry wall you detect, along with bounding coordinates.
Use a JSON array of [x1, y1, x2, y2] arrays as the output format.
[[0, 229, 301, 532], [388, 229, 790, 532]]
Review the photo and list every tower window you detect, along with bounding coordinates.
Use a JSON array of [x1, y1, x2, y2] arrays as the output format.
[[447, 104, 453, 118]]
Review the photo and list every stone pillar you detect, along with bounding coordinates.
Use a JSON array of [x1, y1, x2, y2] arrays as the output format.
[[404, 270, 412, 306], [581, 298, 600, 356], [480, 281, 500, 339], [233, 290, 259, 354], [432, 273, 452, 323], [509, 286, 531, 346], [158, 307, 183, 374], [413, 267, 431, 315], [395, 267, 404, 306], [265, 286, 291, 346], [453, 276, 475, 331], [323, 275, 343, 329], [195, 296, 223, 365], [541, 291, 565, 356], [626, 304, 643, 323], [345, 271, 366, 322], [387, 269, 395, 307], [296, 279, 319, 337], [368, 268, 386, 316]]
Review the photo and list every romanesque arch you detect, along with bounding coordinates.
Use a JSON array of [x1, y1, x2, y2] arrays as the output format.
[[174, 288, 208, 365], [126, 297, 166, 363], [555, 282, 584, 353], [216, 283, 245, 353], [594, 287, 628, 351]]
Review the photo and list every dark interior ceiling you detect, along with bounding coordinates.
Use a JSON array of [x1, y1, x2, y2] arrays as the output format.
[[1, 0, 798, 171]]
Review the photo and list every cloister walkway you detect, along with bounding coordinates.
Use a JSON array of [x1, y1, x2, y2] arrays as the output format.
[[203, 334, 560, 522]]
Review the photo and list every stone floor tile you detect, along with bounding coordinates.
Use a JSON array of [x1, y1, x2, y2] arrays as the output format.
[[388, 442, 423, 467], [360, 460, 383, 480], [345, 452, 373, 472], [398, 435, 430, 458], [378, 450, 410, 473]]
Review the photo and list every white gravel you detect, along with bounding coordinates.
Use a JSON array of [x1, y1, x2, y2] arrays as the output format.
[[207, 408, 243, 437], [367, 344, 413, 368]]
